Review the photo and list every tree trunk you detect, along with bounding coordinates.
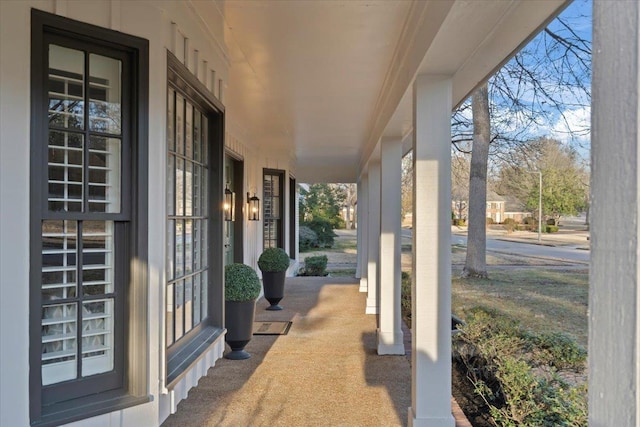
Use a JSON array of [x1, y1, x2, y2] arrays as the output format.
[[462, 84, 490, 278]]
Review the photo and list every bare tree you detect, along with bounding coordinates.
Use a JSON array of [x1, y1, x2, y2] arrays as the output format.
[[456, 2, 591, 278], [341, 183, 357, 229], [401, 151, 413, 221], [451, 154, 471, 221], [462, 84, 490, 278]]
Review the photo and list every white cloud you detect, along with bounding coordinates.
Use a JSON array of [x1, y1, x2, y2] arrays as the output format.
[[550, 106, 591, 145]]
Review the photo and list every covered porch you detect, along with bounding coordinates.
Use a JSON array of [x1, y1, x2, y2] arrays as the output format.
[[2, 0, 639, 425]]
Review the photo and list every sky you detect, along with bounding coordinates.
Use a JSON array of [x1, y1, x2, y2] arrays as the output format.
[[481, 0, 592, 160], [547, 0, 592, 152]]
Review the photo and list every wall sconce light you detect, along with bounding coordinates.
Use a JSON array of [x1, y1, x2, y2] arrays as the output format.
[[224, 184, 235, 221], [247, 192, 260, 221]]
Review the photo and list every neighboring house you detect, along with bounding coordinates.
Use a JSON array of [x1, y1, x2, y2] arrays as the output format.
[[451, 191, 505, 223], [0, 1, 635, 427], [485, 192, 506, 223], [503, 195, 532, 223]]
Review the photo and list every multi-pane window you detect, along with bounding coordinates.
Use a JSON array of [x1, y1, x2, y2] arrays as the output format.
[[48, 45, 122, 214], [166, 87, 209, 347], [31, 12, 148, 425], [41, 220, 115, 385], [264, 169, 284, 249], [39, 41, 127, 397]]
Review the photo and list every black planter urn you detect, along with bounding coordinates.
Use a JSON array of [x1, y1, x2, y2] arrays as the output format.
[[224, 300, 256, 360], [262, 270, 286, 310]]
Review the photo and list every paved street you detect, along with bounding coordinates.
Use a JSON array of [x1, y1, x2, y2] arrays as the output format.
[[450, 233, 589, 265], [400, 221, 590, 265]]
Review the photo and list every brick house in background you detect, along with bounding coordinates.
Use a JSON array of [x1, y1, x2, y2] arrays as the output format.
[[452, 190, 505, 223]]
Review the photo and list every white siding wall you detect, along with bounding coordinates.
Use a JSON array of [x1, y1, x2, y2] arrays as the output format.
[[0, 1, 294, 426], [0, 3, 32, 426]]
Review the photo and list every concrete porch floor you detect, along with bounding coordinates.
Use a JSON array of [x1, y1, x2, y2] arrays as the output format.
[[161, 276, 468, 426]]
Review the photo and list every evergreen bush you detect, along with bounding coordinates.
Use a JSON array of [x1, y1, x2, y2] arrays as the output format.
[[401, 271, 411, 325], [303, 218, 337, 248], [502, 218, 517, 232], [453, 307, 587, 426], [299, 225, 319, 251], [300, 255, 328, 276]]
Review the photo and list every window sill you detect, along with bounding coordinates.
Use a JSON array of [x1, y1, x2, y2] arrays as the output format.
[[33, 390, 152, 427], [167, 326, 225, 387]]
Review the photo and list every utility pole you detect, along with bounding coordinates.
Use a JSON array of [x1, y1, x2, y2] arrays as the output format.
[[527, 170, 543, 242], [537, 171, 542, 242]]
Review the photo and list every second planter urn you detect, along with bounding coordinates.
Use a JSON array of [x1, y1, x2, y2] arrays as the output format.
[[258, 247, 290, 311]]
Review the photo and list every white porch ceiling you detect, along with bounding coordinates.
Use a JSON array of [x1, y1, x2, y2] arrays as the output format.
[[222, 0, 569, 183]]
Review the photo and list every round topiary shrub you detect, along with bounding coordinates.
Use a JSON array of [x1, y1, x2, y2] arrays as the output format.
[[225, 263, 261, 302], [258, 247, 290, 272]]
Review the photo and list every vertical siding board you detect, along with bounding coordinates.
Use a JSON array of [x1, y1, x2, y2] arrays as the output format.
[[1, 1, 290, 424]]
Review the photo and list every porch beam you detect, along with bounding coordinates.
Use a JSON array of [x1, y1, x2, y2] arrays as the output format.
[[590, 1, 640, 424], [409, 74, 454, 427], [366, 161, 381, 314], [378, 137, 404, 355]]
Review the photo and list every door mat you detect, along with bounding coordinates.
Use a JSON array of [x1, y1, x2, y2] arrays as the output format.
[[253, 321, 292, 335]]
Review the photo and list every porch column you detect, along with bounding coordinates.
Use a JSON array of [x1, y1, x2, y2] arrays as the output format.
[[409, 74, 454, 427], [366, 161, 381, 314], [359, 172, 369, 292], [355, 177, 363, 279], [590, 2, 640, 424], [378, 137, 404, 355]]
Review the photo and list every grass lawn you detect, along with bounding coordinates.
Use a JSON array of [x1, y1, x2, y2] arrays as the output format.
[[306, 228, 589, 349], [451, 268, 588, 347]]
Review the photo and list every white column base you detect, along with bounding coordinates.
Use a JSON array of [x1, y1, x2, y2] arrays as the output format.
[[376, 329, 404, 355], [408, 408, 455, 427], [365, 297, 378, 314], [359, 277, 368, 292]]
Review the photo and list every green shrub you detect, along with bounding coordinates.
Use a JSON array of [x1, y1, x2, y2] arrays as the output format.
[[258, 247, 290, 272], [224, 263, 261, 302], [299, 225, 318, 251], [487, 217, 495, 225], [401, 271, 411, 325], [545, 225, 559, 233], [333, 217, 347, 229], [453, 307, 587, 427], [502, 218, 517, 233], [303, 218, 337, 248], [453, 218, 467, 226], [300, 255, 328, 276], [530, 332, 586, 370]]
